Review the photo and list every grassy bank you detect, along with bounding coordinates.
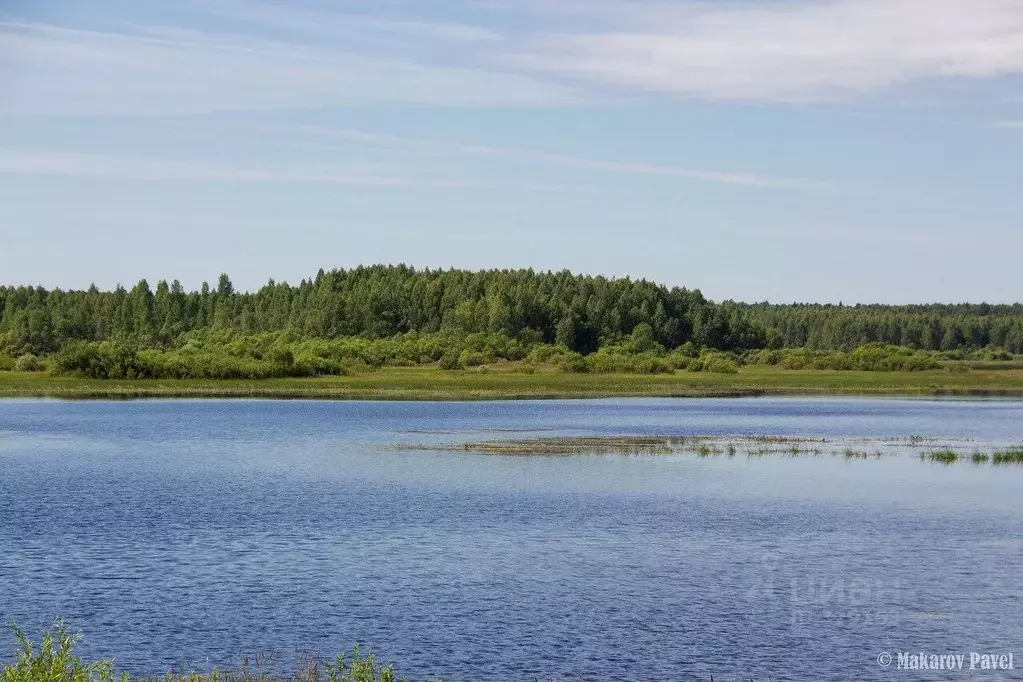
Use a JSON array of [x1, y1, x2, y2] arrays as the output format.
[[2, 364, 1022, 400]]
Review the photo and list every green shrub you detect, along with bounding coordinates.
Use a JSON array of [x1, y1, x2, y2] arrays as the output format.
[[0, 620, 118, 682], [54, 341, 157, 380], [745, 348, 782, 366], [665, 352, 694, 370], [458, 350, 486, 367], [269, 347, 294, 368], [37, 333, 962, 381], [630, 353, 672, 374], [900, 351, 939, 371], [557, 351, 588, 373], [438, 352, 462, 370], [585, 349, 631, 374], [677, 341, 699, 358], [849, 344, 939, 371], [703, 356, 739, 374], [756, 344, 939, 372], [525, 343, 566, 363], [584, 348, 671, 374], [14, 353, 42, 372]]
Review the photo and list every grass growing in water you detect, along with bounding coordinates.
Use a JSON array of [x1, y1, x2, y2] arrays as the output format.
[[923, 449, 959, 464], [992, 447, 1023, 465], [414, 435, 828, 457], [843, 449, 881, 460], [404, 433, 1023, 468], [0, 622, 402, 682]]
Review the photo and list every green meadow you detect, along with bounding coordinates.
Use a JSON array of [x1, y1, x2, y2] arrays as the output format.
[[2, 363, 1022, 400]]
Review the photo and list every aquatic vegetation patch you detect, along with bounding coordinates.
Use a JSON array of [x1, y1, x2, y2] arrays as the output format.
[[405, 434, 834, 458], [843, 449, 881, 460], [448, 435, 690, 456], [403, 434, 1023, 467], [992, 447, 1023, 465], [922, 449, 960, 464]]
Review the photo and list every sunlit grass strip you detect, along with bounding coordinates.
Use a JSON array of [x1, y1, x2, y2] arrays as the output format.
[[2, 364, 1023, 400]]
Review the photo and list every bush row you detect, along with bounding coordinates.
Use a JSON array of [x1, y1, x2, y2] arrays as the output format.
[[32, 335, 1016, 380], [743, 343, 940, 372]]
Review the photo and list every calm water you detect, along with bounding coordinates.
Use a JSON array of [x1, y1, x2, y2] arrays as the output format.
[[1, 397, 1022, 681]]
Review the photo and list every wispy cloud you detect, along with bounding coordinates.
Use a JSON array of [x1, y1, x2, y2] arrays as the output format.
[[0, 18, 577, 115], [194, 0, 503, 44], [508, 0, 1023, 103], [0, 149, 591, 193], [284, 125, 832, 190], [995, 120, 1023, 128], [4, 0, 1023, 114]]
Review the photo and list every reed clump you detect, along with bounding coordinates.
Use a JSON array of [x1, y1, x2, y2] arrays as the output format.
[[992, 447, 1023, 465], [923, 449, 959, 464], [843, 449, 880, 460]]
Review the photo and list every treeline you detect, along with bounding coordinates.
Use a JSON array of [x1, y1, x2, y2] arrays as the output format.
[[2, 266, 1022, 361], [740, 302, 1023, 351]]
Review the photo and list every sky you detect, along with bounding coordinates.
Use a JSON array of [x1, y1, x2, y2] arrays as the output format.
[[1, 0, 1022, 303]]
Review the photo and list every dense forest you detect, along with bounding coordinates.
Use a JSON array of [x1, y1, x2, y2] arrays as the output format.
[[1, 266, 1021, 378]]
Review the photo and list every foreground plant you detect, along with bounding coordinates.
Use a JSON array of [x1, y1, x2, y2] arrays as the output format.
[[1, 622, 402, 682], [0, 619, 122, 682]]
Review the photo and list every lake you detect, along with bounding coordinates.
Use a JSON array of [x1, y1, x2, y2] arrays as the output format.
[[1, 397, 1022, 681]]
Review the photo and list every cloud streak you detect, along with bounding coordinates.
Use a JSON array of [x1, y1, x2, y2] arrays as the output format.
[[285, 125, 832, 190], [193, 0, 503, 44], [0, 149, 592, 193], [0, 19, 578, 115], [508, 0, 1023, 102]]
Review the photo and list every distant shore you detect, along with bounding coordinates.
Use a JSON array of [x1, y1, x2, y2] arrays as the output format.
[[2, 365, 1022, 400]]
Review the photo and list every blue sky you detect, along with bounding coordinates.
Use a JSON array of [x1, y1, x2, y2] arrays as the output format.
[[1, 0, 1021, 303]]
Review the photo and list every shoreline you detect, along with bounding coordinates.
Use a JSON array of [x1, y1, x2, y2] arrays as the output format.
[[2, 366, 1023, 401]]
